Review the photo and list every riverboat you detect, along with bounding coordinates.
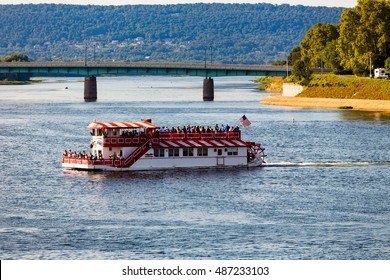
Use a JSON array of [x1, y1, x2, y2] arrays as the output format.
[[61, 119, 266, 171]]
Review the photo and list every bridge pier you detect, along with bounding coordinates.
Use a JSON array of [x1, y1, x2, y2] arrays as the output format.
[[203, 77, 214, 101], [84, 76, 97, 102]]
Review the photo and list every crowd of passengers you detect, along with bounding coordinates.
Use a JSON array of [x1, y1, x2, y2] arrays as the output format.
[[118, 124, 240, 137], [63, 149, 106, 160], [63, 149, 124, 162], [156, 124, 240, 134]]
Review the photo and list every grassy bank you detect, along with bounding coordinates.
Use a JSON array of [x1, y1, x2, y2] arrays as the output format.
[[260, 74, 390, 111], [298, 74, 390, 100], [256, 74, 390, 100]]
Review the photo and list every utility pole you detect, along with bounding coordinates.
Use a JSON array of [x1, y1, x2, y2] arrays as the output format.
[[84, 45, 87, 66], [286, 57, 289, 78], [204, 48, 207, 68], [210, 45, 213, 64], [93, 43, 96, 63], [369, 54, 372, 78]]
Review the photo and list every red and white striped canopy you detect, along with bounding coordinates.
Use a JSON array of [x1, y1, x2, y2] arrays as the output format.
[[88, 120, 159, 130], [153, 139, 248, 148]]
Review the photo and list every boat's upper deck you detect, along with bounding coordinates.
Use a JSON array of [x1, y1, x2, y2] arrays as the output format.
[[88, 119, 243, 147]]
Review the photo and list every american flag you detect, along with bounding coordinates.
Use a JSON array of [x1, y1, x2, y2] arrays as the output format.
[[239, 115, 251, 128]]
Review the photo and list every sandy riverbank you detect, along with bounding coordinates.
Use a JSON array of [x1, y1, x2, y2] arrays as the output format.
[[261, 96, 390, 111]]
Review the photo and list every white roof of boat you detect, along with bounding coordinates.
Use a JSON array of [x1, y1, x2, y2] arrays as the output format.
[[88, 120, 159, 129]]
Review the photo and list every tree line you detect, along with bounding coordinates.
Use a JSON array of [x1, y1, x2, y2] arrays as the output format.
[[287, 0, 390, 83]]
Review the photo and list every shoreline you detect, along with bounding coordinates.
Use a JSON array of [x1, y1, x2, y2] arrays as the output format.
[[261, 96, 390, 112]]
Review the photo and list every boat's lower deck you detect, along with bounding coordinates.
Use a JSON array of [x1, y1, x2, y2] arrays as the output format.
[[62, 153, 262, 171]]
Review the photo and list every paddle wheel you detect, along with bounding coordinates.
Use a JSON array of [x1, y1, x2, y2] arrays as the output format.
[[247, 142, 267, 166]]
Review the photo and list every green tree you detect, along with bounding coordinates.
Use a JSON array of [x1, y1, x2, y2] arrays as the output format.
[[287, 46, 301, 66], [322, 40, 343, 73], [3, 53, 29, 62], [272, 60, 287, 66], [337, 0, 390, 75], [385, 57, 390, 70], [300, 23, 339, 68], [292, 59, 313, 85]]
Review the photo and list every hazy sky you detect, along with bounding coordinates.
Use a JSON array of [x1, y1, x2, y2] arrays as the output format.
[[0, 0, 357, 8]]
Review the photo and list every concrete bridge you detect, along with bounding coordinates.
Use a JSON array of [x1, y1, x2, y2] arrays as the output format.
[[0, 62, 291, 101]]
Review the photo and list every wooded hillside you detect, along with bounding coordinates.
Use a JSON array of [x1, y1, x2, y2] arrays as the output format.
[[0, 3, 342, 64]]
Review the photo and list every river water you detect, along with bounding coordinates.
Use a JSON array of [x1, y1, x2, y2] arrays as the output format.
[[0, 76, 389, 260]]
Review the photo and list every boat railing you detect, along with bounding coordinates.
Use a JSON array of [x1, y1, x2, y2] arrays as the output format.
[[62, 156, 124, 167], [102, 131, 241, 146], [160, 131, 241, 140]]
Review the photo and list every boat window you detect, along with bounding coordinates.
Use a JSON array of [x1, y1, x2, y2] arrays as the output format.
[[168, 148, 179, 157], [227, 147, 238, 155], [183, 148, 194, 157], [154, 149, 165, 157], [217, 149, 223, 156], [197, 148, 208, 157]]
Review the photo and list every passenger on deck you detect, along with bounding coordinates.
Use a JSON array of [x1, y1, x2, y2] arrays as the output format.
[[110, 152, 117, 165]]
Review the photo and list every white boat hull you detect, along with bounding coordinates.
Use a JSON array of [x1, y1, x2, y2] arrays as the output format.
[[62, 151, 263, 171]]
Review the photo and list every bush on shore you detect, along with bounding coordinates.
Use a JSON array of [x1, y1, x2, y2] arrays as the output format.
[[255, 77, 284, 93]]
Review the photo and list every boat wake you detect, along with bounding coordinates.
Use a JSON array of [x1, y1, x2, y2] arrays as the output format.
[[265, 161, 390, 167]]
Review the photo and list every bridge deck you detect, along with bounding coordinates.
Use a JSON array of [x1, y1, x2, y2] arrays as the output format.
[[0, 62, 292, 77]]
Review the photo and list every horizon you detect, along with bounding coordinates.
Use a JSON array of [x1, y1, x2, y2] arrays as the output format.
[[0, 0, 357, 8]]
